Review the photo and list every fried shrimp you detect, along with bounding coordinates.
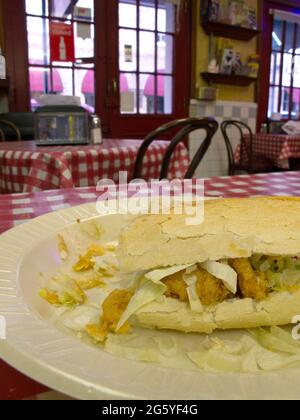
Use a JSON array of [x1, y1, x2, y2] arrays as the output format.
[[195, 267, 231, 306], [229, 258, 267, 301], [163, 271, 188, 302]]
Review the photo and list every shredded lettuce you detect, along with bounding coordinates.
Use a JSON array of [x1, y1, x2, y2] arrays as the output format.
[[58, 234, 69, 261], [79, 220, 104, 239], [105, 333, 162, 363], [183, 273, 203, 313], [62, 305, 99, 331], [252, 328, 300, 355], [145, 264, 194, 283], [249, 255, 300, 292], [93, 254, 119, 276], [152, 336, 178, 357], [40, 274, 86, 307], [116, 278, 167, 330], [188, 349, 243, 373], [200, 261, 237, 294], [188, 329, 300, 373]]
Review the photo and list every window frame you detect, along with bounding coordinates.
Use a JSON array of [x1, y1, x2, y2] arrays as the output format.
[[26, 0, 95, 110], [118, 0, 176, 116], [257, 0, 300, 127], [2, 0, 192, 139]]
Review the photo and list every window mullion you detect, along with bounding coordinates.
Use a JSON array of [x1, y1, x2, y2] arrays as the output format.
[[137, 0, 140, 114], [277, 20, 286, 115], [154, 0, 158, 114], [288, 23, 298, 119]]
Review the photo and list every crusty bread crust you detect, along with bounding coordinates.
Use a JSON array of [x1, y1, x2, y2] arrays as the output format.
[[118, 197, 300, 273], [134, 289, 300, 334]]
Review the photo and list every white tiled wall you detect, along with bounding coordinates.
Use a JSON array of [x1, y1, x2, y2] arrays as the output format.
[[189, 100, 258, 178]]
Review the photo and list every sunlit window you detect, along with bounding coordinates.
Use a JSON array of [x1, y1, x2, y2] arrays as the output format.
[[268, 16, 300, 120], [25, 0, 95, 112], [118, 0, 175, 115]]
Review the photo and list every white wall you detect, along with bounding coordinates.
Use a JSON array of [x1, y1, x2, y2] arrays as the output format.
[[189, 100, 258, 178]]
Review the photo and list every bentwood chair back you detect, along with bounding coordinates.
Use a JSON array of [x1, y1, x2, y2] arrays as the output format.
[[133, 118, 219, 180], [221, 120, 274, 175]]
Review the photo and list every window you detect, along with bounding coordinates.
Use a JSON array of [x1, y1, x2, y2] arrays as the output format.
[[118, 0, 176, 116], [25, 0, 95, 112], [3, 0, 191, 137], [265, 7, 300, 121]]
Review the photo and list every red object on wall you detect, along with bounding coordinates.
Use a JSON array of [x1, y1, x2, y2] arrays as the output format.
[[50, 22, 75, 63]]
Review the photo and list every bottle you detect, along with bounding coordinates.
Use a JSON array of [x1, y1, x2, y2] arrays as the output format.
[[59, 37, 66, 61], [0, 49, 6, 80], [90, 115, 103, 145]]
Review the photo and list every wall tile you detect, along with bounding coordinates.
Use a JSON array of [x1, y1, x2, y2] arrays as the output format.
[[189, 100, 257, 178]]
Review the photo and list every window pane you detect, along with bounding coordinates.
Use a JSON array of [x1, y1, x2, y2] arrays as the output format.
[[140, 3, 156, 31], [157, 34, 173, 74], [282, 53, 292, 86], [119, 2, 137, 28], [291, 89, 300, 119], [119, 29, 137, 71], [281, 87, 290, 117], [26, 0, 48, 16], [29, 67, 51, 110], [158, 0, 175, 33], [294, 55, 300, 87], [284, 22, 296, 53], [50, 0, 72, 19], [74, 22, 94, 59], [272, 20, 283, 51], [27, 17, 50, 65], [270, 52, 281, 85], [296, 25, 300, 54], [268, 86, 280, 118], [74, 0, 94, 22], [158, 75, 173, 114], [53, 67, 73, 96], [120, 73, 137, 114], [140, 31, 155, 73], [75, 68, 95, 112], [140, 74, 155, 114]]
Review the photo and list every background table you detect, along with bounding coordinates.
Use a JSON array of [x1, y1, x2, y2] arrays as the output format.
[[0, 140, 190, 194], [1, 170, 300, 399], [235, 133, 300, 169]]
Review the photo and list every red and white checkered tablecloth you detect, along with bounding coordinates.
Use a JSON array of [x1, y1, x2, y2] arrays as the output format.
[[1, 170, 300, 400], [235, 133, 300, 169], [0, 139, 190, 194]]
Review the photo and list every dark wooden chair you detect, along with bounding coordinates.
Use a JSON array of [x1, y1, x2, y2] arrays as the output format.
[[221, 120, 275, 176], [0, 118, 22, 141], [0, 113, 33, 141], [0, 127, 5, 142], [133, 118, 219, 180]]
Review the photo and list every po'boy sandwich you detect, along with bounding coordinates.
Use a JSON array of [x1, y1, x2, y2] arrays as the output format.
[[111, 197, 300, 336]]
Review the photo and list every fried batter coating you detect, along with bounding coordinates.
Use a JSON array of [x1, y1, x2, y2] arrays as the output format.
[[229, 258, 267, 301], [195, 267, 231, 306], [101, 289, 133, 333], [163, 271, 188, 302], [86, 289, 133, 342]]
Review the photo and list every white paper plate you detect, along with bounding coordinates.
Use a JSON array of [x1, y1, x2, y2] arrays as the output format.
[[0, 203, 300, 400]]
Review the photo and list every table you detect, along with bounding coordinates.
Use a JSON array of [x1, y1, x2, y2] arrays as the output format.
[[236, 133, 300, 169], [0, 140, 190, 194], [1, 170, 300, 399]]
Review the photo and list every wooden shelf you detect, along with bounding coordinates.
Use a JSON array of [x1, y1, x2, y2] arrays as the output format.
[[201, 72, 257, 87], [202, 21, 260, 41]]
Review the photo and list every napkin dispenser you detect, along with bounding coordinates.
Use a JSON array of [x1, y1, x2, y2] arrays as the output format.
[[35, 111, 90, 146]]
